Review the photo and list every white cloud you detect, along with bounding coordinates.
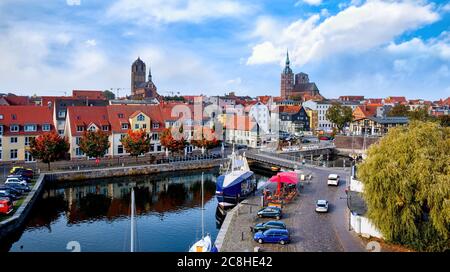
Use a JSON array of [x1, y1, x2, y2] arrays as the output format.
[[247, 0, 439, 67], [107, 0, 253, 24], [387, 32, 450, 60], [296, 0, 322, 6], [66, 0, 81, 6], [320, 8, 330, 17], [85, 39, 97, 47]]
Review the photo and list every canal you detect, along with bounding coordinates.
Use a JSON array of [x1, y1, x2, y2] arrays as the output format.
[[1, 169, 270, 252]]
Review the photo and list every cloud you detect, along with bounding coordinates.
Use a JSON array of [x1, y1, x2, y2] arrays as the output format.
[[295, 0, 322, 6], [107, 0, 253, 24], [85, 39, 97, 47], [247, 0, 439, 67], [66, 0, 81, 6], [387, 32, 450, 60]]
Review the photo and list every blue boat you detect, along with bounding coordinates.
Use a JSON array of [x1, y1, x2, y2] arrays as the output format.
[[216, 151, 256, 207]]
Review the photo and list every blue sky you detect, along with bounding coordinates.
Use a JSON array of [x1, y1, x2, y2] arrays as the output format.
[[0, 0, 449, 100]]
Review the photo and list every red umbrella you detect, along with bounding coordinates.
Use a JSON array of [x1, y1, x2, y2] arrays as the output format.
[[269, 172, 299, 194]]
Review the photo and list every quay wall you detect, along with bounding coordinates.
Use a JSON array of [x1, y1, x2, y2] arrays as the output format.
[[0, 159, 226, 241]]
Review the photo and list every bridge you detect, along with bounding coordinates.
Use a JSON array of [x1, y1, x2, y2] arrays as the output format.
[[245, 143, 343, 170]]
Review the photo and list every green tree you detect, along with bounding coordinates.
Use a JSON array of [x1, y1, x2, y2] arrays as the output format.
[[387, 104, 410, 117], [29, 131, 69, 170], [103, 90, 116, 100], [438, 115, 450, 127], [358, 121, 450, 251], [325, 103, 353, 132], [78, 130, 110, 160], [408, 107, 436, 122]]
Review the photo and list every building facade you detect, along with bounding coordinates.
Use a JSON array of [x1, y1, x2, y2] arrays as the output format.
[[131, 58, 159, 100]]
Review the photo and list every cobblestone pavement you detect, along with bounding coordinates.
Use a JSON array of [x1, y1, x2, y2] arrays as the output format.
[[220, 166, 365, 252]]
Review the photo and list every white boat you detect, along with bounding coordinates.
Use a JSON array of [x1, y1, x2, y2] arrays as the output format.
[[189, 173, 213, 252]]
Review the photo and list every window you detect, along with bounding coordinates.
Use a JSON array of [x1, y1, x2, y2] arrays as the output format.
[[137, 114, 145, 121], [75, 148, 84, 156], [10, 149, 18, 160], [0, 125, 3, 135], [152, 123, 159, 129], [10, 137, 18, 144], [142, 124, 147, 129], [77, 126, 84, 132], [58, 111, 66, 118], [135, 124, 139, 129], [25, 137, 35, 146], [24, 124, 37, 132], [10, 125, 19, 132], [118, 113, 124, 118], [102, 125, 109, 131], [76, 137, 81, 145], [58, 130, 64, 135], [120, 134, 126, 140], [122, 123, 129, 130], [25, 151, 35, 162], [42, 124, 51, 131], [0, 150, 2, 160], [118, 145, 124, 154], [88, 126, 96, 132], [0, 137, 2, 147], [152, 133, 159, 141], [0, 114, 3, 119]]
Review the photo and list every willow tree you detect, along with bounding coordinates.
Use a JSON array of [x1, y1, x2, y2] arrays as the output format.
[[358, 121, 450, 251]]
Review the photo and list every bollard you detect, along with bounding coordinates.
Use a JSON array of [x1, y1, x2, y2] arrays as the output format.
[[241, 232, 244, 241]]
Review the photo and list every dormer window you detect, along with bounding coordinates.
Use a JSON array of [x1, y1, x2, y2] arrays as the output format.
[[10, 125, 19, 132], [118, 113, 124, 118], [152, 123, 160, 129], [24, 124, 37, 132], [137, 114, 145, 121], [121, 123, 129, 130], [88, 125, 97, 132], [77, 126, 84, 132], [102, 125, 109, 131], [42, 124, 51, 131], [11, 114, 16, 120]]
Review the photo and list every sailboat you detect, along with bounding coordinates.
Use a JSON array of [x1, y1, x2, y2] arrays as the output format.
[[130, 187, 136, 252], [189, 173, 213, 252]]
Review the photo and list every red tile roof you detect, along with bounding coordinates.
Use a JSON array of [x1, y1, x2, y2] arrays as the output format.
[[279, 105, 301, 114], [107, 105, 164, 133], [0, 105, 54, 135], [385, 96, 407, 104], [72, 90, 106, 100], [3, 96, 31, 106], [67, 106, 110, 136]]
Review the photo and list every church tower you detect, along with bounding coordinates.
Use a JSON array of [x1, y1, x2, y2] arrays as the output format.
[[131, 57, 146, 96], [280, 50, 294, 99]]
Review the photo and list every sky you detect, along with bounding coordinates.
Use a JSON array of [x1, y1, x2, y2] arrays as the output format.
[[0, 0, 449, 100]]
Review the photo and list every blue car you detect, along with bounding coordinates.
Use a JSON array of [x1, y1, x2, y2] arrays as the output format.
[[254, 229, 290, 245]]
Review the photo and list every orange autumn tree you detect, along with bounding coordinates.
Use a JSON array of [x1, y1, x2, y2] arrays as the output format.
[[120, 129, 151, 161], [190, 127, 220, 151], [160, 127, 186, 154], [78, 130, 110, 160], [29, 131, 69, 170]]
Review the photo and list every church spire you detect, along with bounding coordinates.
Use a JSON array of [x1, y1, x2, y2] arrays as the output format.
[[148, 66, 152, 81], [285, 50, 290, 66]]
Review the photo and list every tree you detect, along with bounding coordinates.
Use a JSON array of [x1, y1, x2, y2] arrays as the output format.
[[190, 127, 220, 152], [358, 121, 450, 251], [438, 115, 450, 127], [160, 128, 186, 154], [29, 131, 69, 170], [78, 130, 110, 160], [387, 104, 410, 117], [325, 103, 353, 132], [120, 129, 151, 161], [408, 107, 436, 122], [103, 90, 116, 100]]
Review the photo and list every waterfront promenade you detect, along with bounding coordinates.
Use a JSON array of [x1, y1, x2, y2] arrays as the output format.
[[218, 165, 366, 252]]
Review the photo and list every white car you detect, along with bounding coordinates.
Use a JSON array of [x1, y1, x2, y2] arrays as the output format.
[[4, 178, 28, 186], [315, 200, 329, 213], [327, 174, 340, 186]]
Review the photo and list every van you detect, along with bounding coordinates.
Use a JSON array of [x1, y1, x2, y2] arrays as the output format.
[[327, 174, 340, 186]]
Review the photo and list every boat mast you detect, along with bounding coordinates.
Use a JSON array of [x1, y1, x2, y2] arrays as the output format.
[[131, 188, 135, 253], [201, 172, 204, 238]]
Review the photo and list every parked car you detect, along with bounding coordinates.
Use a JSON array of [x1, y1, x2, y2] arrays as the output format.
[[0, 188, 20, 200], [315, 200, 329, 213], [0, 198, 13, 215], [252, 221, 286, 233], [257, 207, 282, 220], [0, 191, 18, 201], [5, 178, 28, 186], [327, 174, 340, 186], [5, 183, 31, 193], [13, 169, 33, 179], [0, 186, 23, 197], [254, 229, 290, 245], [6, 174, 30, 182], [9, 166, 31, 174]]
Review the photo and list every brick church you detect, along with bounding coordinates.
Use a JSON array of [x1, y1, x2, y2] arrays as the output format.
[[280, 51, 323, 101], [131, 57, 160, 100]]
